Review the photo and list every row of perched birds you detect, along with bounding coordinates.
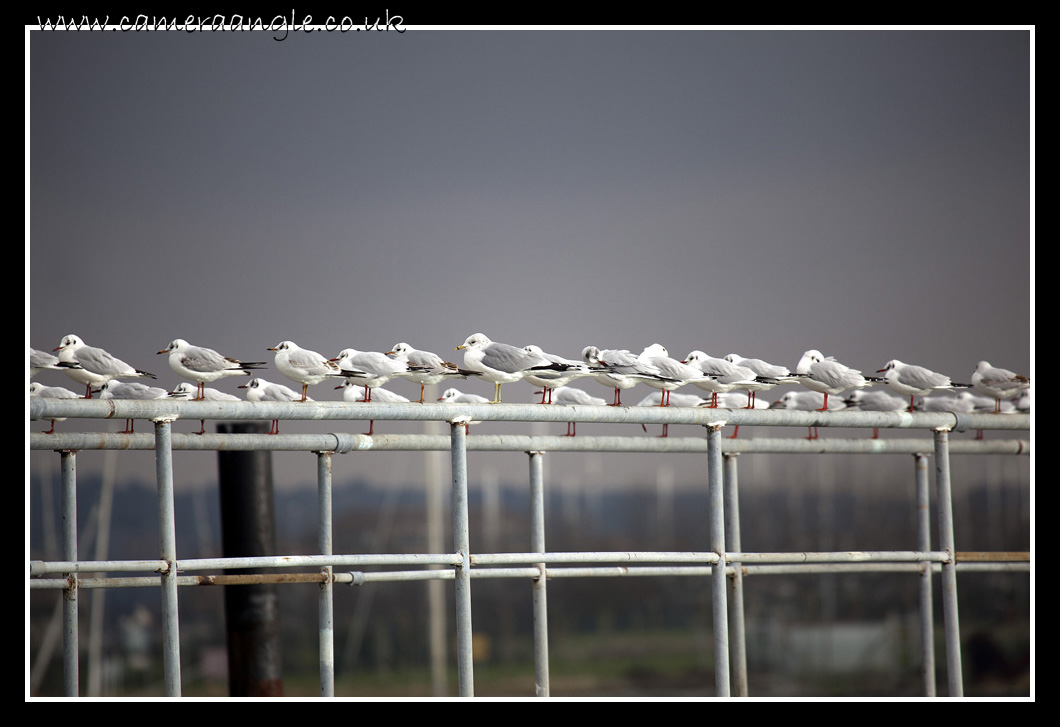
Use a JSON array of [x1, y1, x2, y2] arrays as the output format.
[[30, 333, 1031, 437]]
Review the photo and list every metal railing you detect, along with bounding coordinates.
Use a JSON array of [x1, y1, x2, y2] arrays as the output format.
[[29, 397, 1031, 697]]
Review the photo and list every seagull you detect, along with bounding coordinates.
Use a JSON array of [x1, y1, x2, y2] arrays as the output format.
[[53, 334, 157, 398], [30, 348, 81, 378], [385, 342, 480, 403], [238, 377, 307, 434], [168, 381, 240, 434], [770, 390, 847, 440], [971, 361, 1031, 413], [633, 388, 710, 437], [158, 339, 266, 399], [521, 345, 594, 403], [682, 350, 764, 408], [636, 344, 711, 408], [30, 381, 79, 433], [334, 379, 411, 436], [269, 341, 358, 402], [437, 386, 491, 433], [97, 380, 169, 433], [581, 345, 665, 406], [795, 350, 877, 411], [723, 353, 804, 407], [456, 333, 575, 403], [537, 385, 607, 436], [876, 359, 969, 412], [330, 347, 422, 403], [843, 389, 909, 438]]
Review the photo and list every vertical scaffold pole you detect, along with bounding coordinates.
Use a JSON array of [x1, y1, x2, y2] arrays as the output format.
[[528, 451, 550, 697], [933, 428, 964, 697], [707, 424, 730, 696], [450, 422, 474, 696], [914, 453, 937, 697], [317, 452, 335, 697], [154, 419, 182, 697], [724, 453, 748, 696], [60, 450, 78, 697]]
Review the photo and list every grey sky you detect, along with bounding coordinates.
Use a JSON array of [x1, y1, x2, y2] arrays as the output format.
[[28, 27, 1032, 490]]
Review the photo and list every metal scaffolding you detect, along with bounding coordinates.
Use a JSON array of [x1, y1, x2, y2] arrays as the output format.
[[29, 398, 1031, 698]]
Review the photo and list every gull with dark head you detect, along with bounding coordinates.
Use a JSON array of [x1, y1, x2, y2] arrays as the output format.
[[53, 334, 157, 398]]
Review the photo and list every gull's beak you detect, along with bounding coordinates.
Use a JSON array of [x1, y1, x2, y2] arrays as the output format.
[[456, 345, 465, 351], [157, 349, 169, 355], [267, 347, 278, 351]]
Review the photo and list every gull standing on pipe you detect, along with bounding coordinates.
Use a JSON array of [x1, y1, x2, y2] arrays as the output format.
[[538, 385, 607, 436], [681, 350, 763, 408], [331, 347, 423, 403], [239, 377, 307, 434], [168, 381, 240, 434], [53, 334, 157, 399], [521, 345, 595, 404], [636, 344, 711, 408], [97, 380, 169, 434], [971, 361, 1031, 413], [386, 342, 480, 403], [30, 381, 80, 434], [269, 340, 360, 402], [582, 345, 665, 407], [158, 339, 267, 400], [795, 349, 878, 412], [456, 333, 575, 403], [723, 353, 805, 407], [876, 359, 970, 412]]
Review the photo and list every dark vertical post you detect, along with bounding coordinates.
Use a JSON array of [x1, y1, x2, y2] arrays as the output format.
[[217, 421, 284, 697]]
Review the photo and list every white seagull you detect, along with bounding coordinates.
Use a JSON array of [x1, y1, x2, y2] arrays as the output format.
[[97, 380, 169, 433], [269, 341, 357, 402], [723, 353, 804, 407], [31, 348, 82, 378], [581, 345, 665, 407], [876, 359, 969, 412], [521, 345, 594, 403], [386, 342, 479, 403], [158, 339, 267, 399], [770, 389, 847, 440], [682, 350, 763, 408], [437, 386, 492, 433], [538, 385, 607, 436], [238, 377, 307, 434], [331, 347, 422, 403], [633, 388, 710, 438], [843, 389, 909, 439], [334, 379, 411, 436], [971, 361, 1030, 413], [168, 381, 240, 434], [53, 334, 157, 398], [456, 333, 576, 403], [636, 344, 710, 408], [30, 381, 80, 434], [795, 350, 877, 411]]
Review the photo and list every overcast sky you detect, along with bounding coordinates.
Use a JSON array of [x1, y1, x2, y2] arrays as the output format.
[[27, 26, 1033, 492]]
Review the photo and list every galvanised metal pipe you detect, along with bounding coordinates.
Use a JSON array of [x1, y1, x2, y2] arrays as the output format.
[[934, 428, 964, 697], [61, 450, 78, 697], [30, 432, 1031, 456], [30, 560, 1028, 591], [30, 397, 1031, 433], [154, 419, 182, 697], [317, 452, 335, 698], [914, 453, 936, 697], [528, 451, 550, 697], [725, 454, 748, 697], [450, 422, 474, 697], [707, 424, 730, 696]]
